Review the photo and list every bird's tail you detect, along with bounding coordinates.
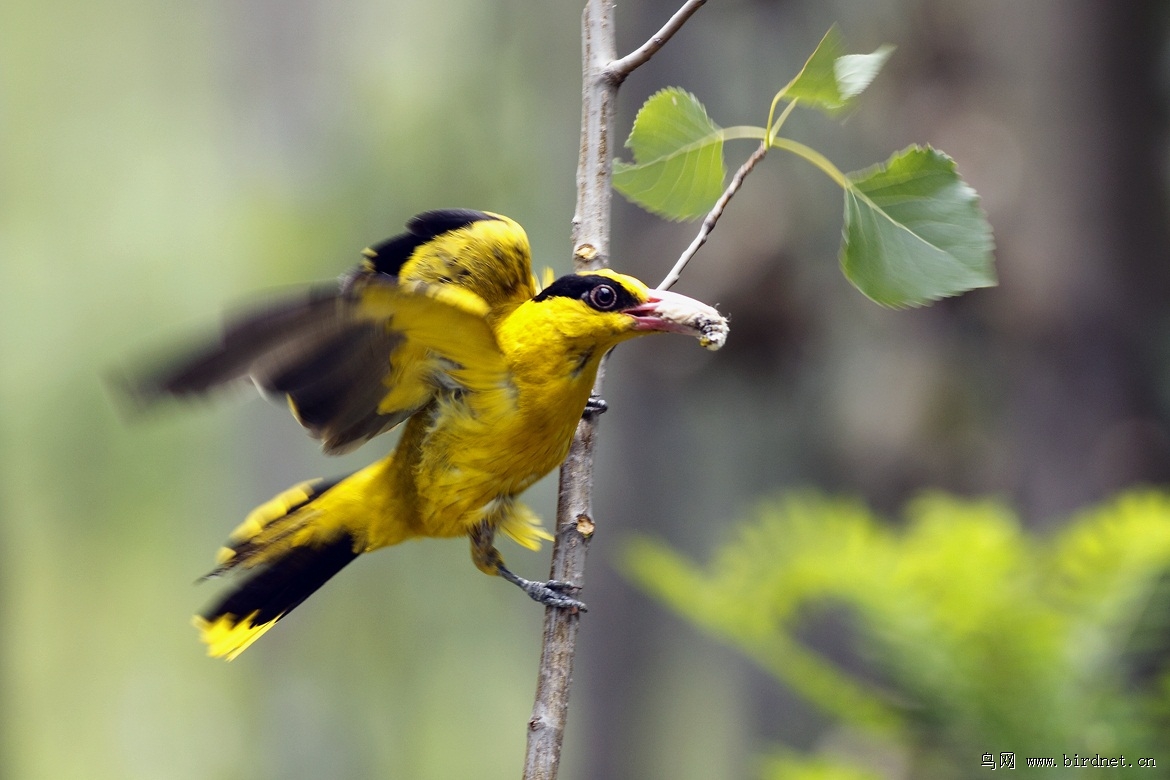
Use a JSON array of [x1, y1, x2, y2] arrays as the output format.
[[195, 475, 360, 660]]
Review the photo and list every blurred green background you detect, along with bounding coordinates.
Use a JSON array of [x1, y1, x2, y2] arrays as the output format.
[[4, 1, 1170, 778]]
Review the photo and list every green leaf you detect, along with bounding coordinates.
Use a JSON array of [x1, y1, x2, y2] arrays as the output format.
[[835, 47, 895, 102], [782, 26, 894, 114], [841, 146, 995, 307], [612, 88, 726, 221]]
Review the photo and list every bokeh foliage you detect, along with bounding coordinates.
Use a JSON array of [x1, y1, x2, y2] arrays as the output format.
[[627, 491, 1170, 778]]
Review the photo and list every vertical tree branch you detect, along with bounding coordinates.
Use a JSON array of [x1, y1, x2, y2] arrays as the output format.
[[522, 3, 615, 779], [572, 0, 619, 274], [524, 1, 703, 777]]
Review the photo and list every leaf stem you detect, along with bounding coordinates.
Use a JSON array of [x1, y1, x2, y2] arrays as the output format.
[[607, 0, 707, 83], [768, 136, 852, 190], [719, 125, 769, 142], [658, 140, 769, 291], [767, 99, 799, 144]]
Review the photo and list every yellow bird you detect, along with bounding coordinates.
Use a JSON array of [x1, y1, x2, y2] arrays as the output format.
[[129, 209, 728, 659]]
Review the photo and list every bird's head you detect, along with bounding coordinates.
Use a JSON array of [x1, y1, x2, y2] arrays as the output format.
[[525, 269, 728, 353]]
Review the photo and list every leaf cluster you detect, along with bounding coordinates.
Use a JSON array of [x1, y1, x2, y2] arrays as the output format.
[[625, 491, 1170, 779], [613, 27, 995, 307]]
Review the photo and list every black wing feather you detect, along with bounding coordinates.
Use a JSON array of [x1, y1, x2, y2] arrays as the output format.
[[365, 209, 498, 275], [124, 285, 414, 454], [127, 287, 341, 402]]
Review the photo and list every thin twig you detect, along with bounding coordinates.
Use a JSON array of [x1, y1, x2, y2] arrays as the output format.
[[658, 140, 769, 290], [607, 0, 707, 83]]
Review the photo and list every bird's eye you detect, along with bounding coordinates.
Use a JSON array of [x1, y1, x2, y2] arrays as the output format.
[[588, 284, 618, 310]]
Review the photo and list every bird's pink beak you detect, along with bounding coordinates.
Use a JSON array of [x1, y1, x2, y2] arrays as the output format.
[[623, 289, 729, 350]]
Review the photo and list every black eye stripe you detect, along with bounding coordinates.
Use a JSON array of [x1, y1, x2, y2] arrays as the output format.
[[533, 274, 641, 311]]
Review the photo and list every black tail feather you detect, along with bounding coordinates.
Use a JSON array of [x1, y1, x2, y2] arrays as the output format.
[[202, 531, 360, 629], [196, 474, 362, 660]]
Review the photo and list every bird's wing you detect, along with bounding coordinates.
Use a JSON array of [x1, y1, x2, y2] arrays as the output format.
[[352, 277, 508, 397], [124, 279, 507, 455]]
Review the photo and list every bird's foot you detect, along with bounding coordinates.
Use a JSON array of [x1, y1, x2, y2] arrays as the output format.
[[523, 579, 588, 611], [583, 394, 608, 420], [500, 566, 588, 611]]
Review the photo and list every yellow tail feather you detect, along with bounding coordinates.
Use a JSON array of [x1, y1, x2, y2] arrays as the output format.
[[195, 613, 279, 661], [195, 475, 360, 660]]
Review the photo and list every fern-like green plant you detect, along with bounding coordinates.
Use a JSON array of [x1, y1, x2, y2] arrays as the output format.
[[625, 491, 1170, 779]]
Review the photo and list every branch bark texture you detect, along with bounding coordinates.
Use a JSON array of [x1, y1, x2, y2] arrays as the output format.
[[523, 2, 703, 777], [521, 3, 615, 779]]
